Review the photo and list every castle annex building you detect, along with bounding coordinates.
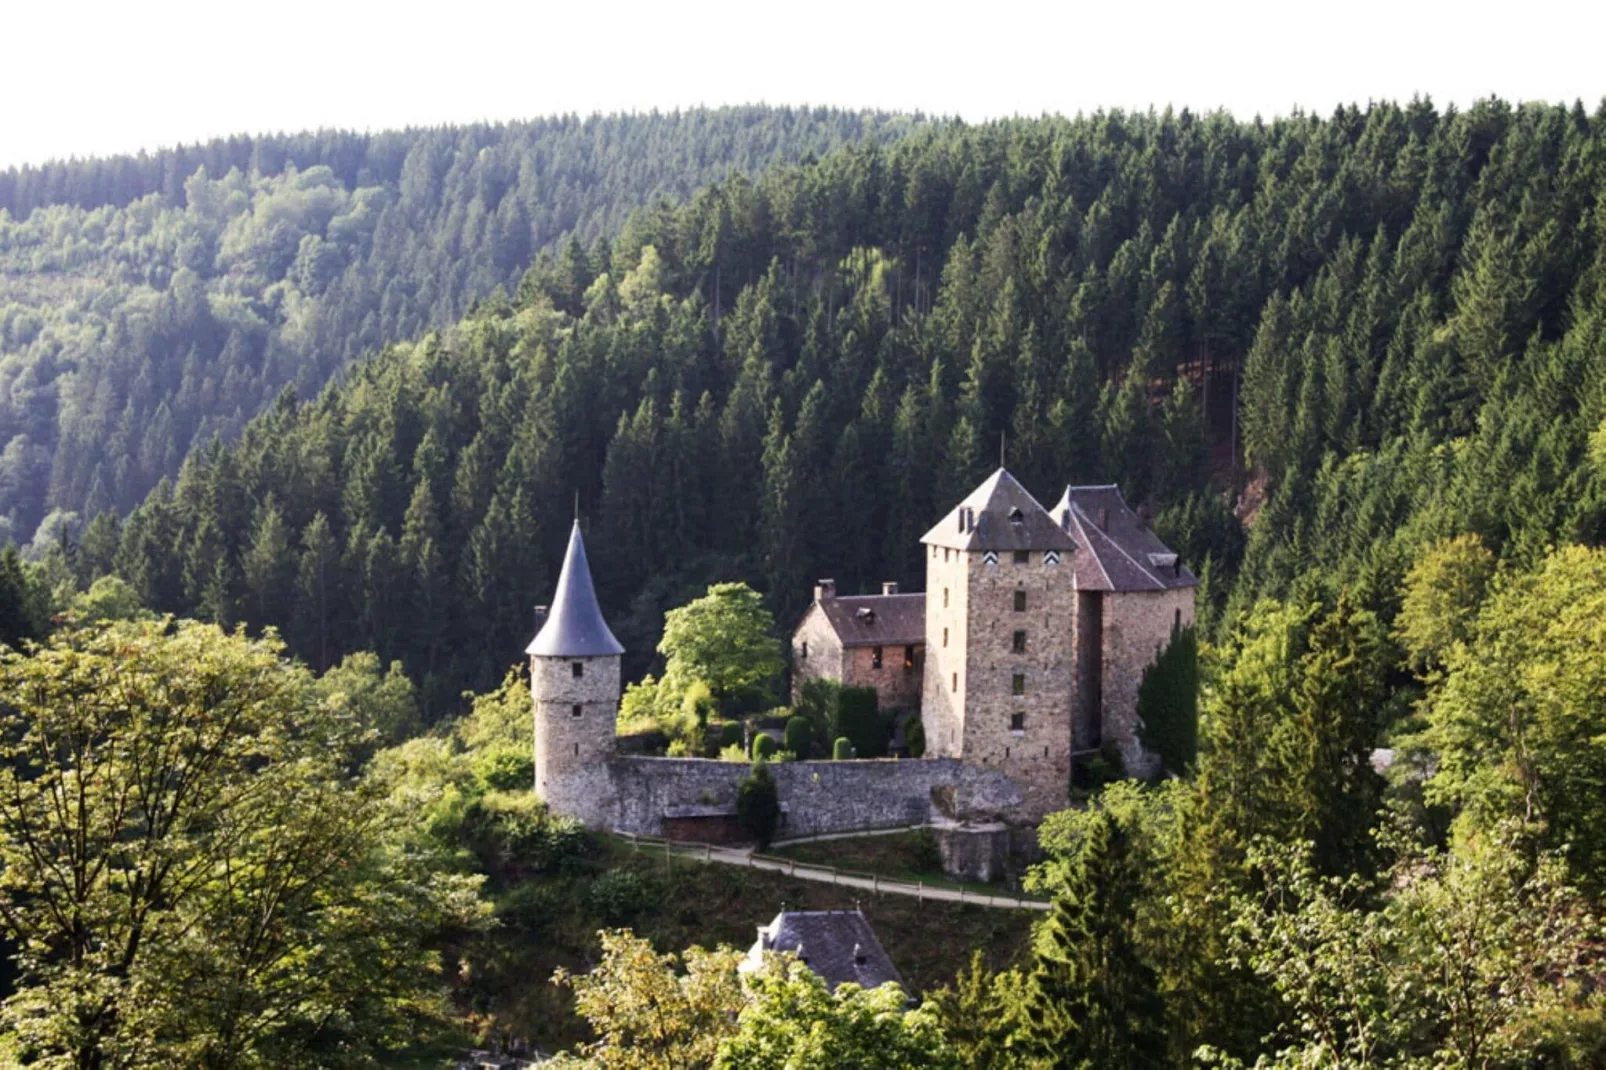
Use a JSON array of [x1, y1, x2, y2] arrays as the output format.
[[531, 469, 1195, 845]]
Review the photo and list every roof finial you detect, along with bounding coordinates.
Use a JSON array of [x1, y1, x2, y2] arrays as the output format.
[[573, 490, 580, 524], [999, 430, 1006, 470]]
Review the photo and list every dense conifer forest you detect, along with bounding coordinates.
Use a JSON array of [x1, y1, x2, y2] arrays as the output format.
[[0, 107, 928, 545], [2, 97, 1605, 1067]]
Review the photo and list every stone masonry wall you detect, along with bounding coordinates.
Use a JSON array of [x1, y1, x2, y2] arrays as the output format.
[[532, 653, 621, 817], [841, 642, 924, 712], [921, 545, 969, 757], [1099, 587, 1195, 780], [593, 756, 1025, 838], [789, 604, 847, 704], [961, 549, 1076, 818]]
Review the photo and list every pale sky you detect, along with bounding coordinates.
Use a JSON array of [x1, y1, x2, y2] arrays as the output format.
[[4, 0, 1604, 170]]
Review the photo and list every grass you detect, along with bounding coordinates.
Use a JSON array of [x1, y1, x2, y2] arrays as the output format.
[[765, 830, 1008, 895], [433, 834, 1035, 1062]]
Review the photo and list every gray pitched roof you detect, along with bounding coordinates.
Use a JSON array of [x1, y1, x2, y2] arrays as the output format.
[[810, 593, 926, 648], [746, 910, 903, 992], [1052, 485, 1198, 592], [525, 521, 625, 657], [920, 468, 1079, 553]]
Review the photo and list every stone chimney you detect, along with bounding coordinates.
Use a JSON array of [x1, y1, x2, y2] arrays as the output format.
[[882, 581, 899, 595], [814, 579, 837, 601]]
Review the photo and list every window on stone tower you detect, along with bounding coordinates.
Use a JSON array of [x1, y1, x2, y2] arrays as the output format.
[[951, 672, 958, 692], [571, 704, 583, 717], [943, 627, 949, 648], [1012, 673, 1025, 695], [1010, 712, 1025, 732], [1014, 589, 1027, 612], [800, 641, 808, 659], [1012, 630, 1027, 654], [572, 661, 584, 678], [1013, 550, 1030, 565], [872, 646, 884, 670], [943, 587, 949, 608]]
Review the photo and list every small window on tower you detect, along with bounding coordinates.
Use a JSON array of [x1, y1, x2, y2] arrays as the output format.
[[1012, 673, 1025, 695], [1013, 550, 1030, 565], [943, 627, 949, 648], [572, 661, 584, 678], [1010, 712, 1025, 732], [800, 641, 809, 659], [1014, 589, 1027, 612], [571, 704, 583, 717], [872, 646, 884, 670], [1012, 630, 1027, 654], [943, 587, 949, 608], [951, 672, 958, 693]]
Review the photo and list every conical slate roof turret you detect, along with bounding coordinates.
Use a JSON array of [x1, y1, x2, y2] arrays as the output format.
[[526, 520, 624, 657]]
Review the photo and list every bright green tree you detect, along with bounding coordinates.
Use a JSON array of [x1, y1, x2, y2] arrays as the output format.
[[658, 582, 784, 709]]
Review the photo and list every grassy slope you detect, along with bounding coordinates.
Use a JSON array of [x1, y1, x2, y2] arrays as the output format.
[[455, 837, 1036, 1055], [767, 830, 1012, 893]]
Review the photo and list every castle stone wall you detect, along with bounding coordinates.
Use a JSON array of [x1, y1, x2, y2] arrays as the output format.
[[790, 604, 848, 703], [1099, 587, 1194, 779], [841, 643, 923, 712], [562, 756, 1025, 838], [921, 546, 970, 758], [960, 549, 1076, 817]]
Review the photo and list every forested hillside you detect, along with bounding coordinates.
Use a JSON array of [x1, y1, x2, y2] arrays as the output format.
[[57, 98, 1606, 716], [0, 107, 927, 544]]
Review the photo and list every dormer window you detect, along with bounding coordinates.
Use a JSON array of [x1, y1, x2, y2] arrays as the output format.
[[857, 607, 876, 625], [1008, 506, 1024, 525]]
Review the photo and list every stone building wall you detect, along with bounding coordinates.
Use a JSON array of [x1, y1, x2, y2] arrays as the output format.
[[532, 653, 621, 815], [790, 605, 847, 703], [960, 549, 1076, 817], [588, 756, 1026, 838], [921, 545, 970, 758], [841, 642, 924, 711], [1099, 587, 1195, 779]]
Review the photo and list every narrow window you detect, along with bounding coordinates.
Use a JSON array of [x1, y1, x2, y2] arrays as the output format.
[[572, 661, 584, 678], [1010, 712, 1025, 732], [943, 587, 949, 608], [1012, 630, 1027, 654], [903, 645, 915, 670], [943, 627, 949, 648], [1014, 589, 1027, 612], [872, 646, 884, 670], [932, 545, 938, 558], [571, 703, 583, 717], [1012, 673, 1025, 696], [800, 641, 809, 659], [1013, 550, 1030, 565], [951, 672, 958, 693], [573, 743, 579, 755], [1175, 607, 1182, 632]]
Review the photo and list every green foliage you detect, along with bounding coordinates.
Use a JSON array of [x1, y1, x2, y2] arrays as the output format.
[[1396, 534, 1497, 673], [833, 736, 855, 760], [311, 649, 423, 745], [717, 721, 744, 749], [737, 758, 781, 848], [659, 583, 784, 710], [783, 714, 813, 757], [1425, 544, 1606, 889], [904, 713, 926, 758], [715, 958, 959, 1069], [0, 619, 490, 1067], [833, 685, 887, 758], [585, 871, 659, 926], [1136, 625, 1199, 776], [751, 732, 777, 760]]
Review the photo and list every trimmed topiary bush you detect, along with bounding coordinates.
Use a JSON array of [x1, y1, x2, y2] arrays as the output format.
[[751, 732, 777, 760], [903, 714, 926, 758], [783, 715, 813, 758], [737, 758, 780, 848], [718, 721, 744, 749], [833, 686, 887, 758], [833, 736, 855, 760]]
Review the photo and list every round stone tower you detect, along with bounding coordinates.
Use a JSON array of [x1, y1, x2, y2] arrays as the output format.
[[528, 519, 623, 826]]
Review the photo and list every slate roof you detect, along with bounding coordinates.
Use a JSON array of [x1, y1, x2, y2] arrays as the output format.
[[1051, 485, 1198, 592], [743, 910, 904, 992], [811, 593, 927, 648], [920, 468, 1079, 553], [525, 521, 625, 657]]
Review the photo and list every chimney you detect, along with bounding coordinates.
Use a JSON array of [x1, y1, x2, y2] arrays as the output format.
[[853, 942, 867, 966], [815, 579, 836, 601], [882, 581, 898, 595], [795, 941, 808, 965]]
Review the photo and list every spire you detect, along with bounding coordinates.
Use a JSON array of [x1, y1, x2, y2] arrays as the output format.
[[525, 520, 625, 657]]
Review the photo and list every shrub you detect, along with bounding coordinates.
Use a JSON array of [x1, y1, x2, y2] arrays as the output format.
[[751, 733, 777, 760], [466, 791, 589, 877], [1136, 625, 1198, 777], [719, 743, 748, 762], [904, 713, 926, 758], [718, 721, 744, 749], [586, 870, 657, 925], [908, 828, 943, 872], [794, 678, 839, 742], [1071, 741, 1128, 796], [475, 745, 534, 791], [737, 758, 781, 848], [833, 737, 855, 760], [833, 686, 886, 758], [784, 716, 813, 758]]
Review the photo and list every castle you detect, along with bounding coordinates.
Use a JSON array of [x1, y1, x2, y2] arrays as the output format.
[[531, 469, 1195, 844]]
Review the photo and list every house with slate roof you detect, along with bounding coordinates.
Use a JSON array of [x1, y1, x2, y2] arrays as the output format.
[[741, 909, 904, 993], [790, 579, 926, 714]]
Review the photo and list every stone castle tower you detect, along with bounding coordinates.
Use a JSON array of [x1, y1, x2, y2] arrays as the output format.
[[529, 520, 623, 814], [920, 469, 1080, 814]]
